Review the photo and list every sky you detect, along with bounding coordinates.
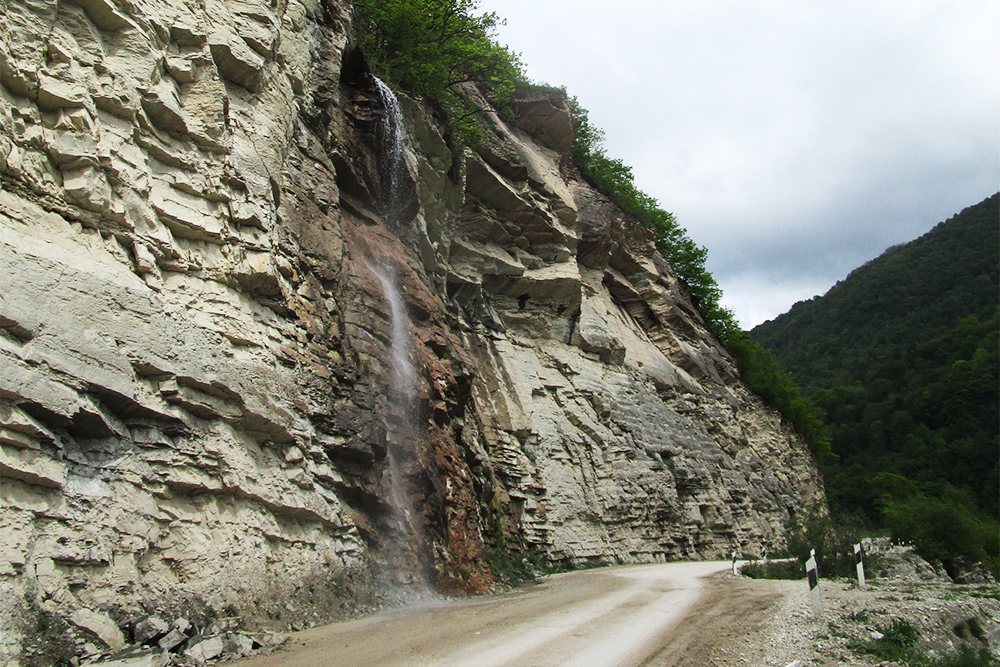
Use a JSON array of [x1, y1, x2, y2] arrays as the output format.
[[476, 0, 1000, 328]]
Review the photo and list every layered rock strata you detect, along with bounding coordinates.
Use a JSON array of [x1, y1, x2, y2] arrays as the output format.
[[0, 0, 824, 661]]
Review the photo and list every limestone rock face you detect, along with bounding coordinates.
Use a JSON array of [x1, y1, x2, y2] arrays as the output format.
[[0, 0, 824, 661]]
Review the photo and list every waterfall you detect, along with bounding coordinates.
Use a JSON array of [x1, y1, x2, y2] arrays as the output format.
[[367, 79, 427, 588], [366, 260, 428, 586], [373, 77, 406, 223], [368, 261, 416, 408]]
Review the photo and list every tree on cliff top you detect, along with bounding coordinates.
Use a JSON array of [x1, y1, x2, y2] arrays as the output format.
[[353, 0, 523, 115]]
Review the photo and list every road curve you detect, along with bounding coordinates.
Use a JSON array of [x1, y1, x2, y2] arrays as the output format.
[[233, 560, 740, 667]]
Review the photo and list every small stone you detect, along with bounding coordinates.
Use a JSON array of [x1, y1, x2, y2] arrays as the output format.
[[223, 633, 254, 657], [91, 650, 170, 666], [207, 618, 237, 635], [157, 628, 188, 652], [263, 633, 289, 647]]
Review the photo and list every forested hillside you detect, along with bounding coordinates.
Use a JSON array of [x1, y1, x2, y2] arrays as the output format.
[[752, 194, 999, 578], [753, 194, 998, 393]]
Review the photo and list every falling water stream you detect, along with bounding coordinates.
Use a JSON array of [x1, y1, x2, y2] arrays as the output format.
[[373, 77, 406, 223], [367, 260, 422, 542], [366, 79, 429, 587]]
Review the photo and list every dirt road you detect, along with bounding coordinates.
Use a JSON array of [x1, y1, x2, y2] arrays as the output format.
[[232, 560, 788, 667]]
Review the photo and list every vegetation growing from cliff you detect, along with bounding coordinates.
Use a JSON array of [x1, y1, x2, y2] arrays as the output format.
[[568, 101, 717, 316], [352, 0, 523, 136], [751, 194, 1000, 577], [569, 102, 830, 459], [353, 0, 829, 458]]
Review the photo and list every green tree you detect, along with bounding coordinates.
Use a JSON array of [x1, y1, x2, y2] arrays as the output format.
[[750, 196, 999, 577], [882, 488, 1000, 579], [353, 0, 523, 133]]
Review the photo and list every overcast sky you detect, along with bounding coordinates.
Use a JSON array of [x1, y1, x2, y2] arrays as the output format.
[[477, 0, 999, 328]]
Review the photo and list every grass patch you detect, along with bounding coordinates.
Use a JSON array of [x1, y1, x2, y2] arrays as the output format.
[[849, 619, 998, 667], [932, 646, 998, 667], [482, 547, 571, 584], [849, 619, 921, 664], [968, 586, 1000, 601], [846, 609, 872, 623]]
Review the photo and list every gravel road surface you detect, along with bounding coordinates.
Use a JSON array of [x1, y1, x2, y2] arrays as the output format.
[[231, 561, 758, 666]]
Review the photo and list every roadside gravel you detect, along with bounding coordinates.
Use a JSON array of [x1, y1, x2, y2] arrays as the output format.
[[688, 573, 1000, 667]]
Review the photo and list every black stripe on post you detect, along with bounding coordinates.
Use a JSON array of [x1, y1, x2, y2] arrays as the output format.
[[855, 550, 863, 565], [808, 568, 818, 590]]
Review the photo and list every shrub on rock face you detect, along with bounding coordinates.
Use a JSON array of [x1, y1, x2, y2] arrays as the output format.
[[353, 0, 523, 126], [567, 98, 830, 458], [739, 560, 803, 580]]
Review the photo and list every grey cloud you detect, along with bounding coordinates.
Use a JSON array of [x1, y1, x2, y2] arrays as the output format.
[[480, 0, 999, 327]]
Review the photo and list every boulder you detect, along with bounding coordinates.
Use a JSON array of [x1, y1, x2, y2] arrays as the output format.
[[69, 608, 125, 651], [184, 635, 225, 664], [133, 616, 169, 644], [510, 94, 581, 154], [91, 651, 169, 667]]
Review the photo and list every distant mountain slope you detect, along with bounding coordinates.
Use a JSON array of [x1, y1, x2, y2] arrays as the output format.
[[752, 193, 999, 394], [749, 194, 999, 577]]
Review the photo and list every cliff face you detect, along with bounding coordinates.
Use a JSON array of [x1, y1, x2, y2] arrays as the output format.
[[0, 0, 823, 655]]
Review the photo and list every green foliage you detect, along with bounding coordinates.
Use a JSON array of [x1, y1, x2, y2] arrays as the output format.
[[18, 591, 76, 667], [753, 194, 1000, 394], [850, 619, 921, 664], [482, 546, 579, 583], [722, 330, 832, 458], [739, 559, 804, 580], [814, 310, 999, 523], [512, 78, 567, 99], [481, 546, 535, 583], [882, 489, 1000, 580], [933, 647, 999, 667], [850, 619, 997, 667], [353, 0, 524, 140], [779, 507, 869, 578], [751, 195, 1000, 576]]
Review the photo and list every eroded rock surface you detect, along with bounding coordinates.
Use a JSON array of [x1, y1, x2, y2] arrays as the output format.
[[0, 0, 824, 663]]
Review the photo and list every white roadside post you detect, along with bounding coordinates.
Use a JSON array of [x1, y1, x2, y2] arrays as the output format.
[[854, 542, 866, 588], [732, 550, 738, 575], [806, 549, 822, 617]]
